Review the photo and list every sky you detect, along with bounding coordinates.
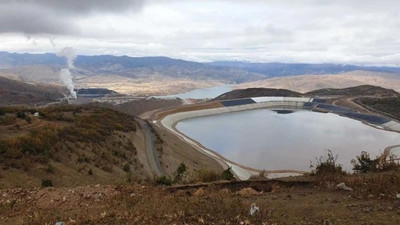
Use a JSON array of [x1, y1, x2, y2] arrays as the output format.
[[0, 0, 399, 66]]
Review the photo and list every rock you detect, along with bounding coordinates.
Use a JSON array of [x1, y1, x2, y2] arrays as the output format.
[[367, 194, 374, 198], [238, 188, 260, 197], [249, 203, 260, 216], [100, 212, 107, 218], [336, 183, 353, 191], [193, 188, 205, 197]]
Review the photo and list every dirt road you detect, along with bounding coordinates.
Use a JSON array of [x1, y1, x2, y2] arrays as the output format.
[[136, 118, 164, 176]]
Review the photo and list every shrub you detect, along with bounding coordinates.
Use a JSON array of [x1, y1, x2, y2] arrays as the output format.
[[189, 169, 220, 183], [310, 150, 345, 176], [352, 151, 376, 173], [155, 175, 173, 186], [352, 151, 400, 173], [221, 167, 235, 180], [0, 108, 5, 116], [88, 169, 93, 175], [123, 163, 131, 172], [249, 170, 268, 180], [41, 179, 53, 187], [16, 111, 26, 119], [173, 162, 187, 183]]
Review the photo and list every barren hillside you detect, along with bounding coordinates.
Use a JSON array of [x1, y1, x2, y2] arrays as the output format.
[[237, 71, 400, 93]]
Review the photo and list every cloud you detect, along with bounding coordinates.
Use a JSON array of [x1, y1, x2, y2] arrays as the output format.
[[0, 0, 399, 66], [0, 0, 146, 35]]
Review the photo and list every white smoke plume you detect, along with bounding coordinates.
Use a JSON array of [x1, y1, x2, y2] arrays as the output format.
[[57, 47, 77, 99]]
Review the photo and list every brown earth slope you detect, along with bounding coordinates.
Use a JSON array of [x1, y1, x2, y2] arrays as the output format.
[[0, 76, 64, 105]]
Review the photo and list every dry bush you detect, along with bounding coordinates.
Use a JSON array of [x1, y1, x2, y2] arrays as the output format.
[[249, 170, 268, 180], [188, 169, 221, 183], [343, 172, 400, 198]]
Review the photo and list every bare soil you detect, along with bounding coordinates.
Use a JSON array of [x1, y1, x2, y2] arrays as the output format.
[[1, 180, 400, 225]]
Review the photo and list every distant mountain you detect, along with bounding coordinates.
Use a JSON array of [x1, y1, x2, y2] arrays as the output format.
[[0, 51, 64, 68], [208, 61, 400, 77], [0, 52, 264, 83]]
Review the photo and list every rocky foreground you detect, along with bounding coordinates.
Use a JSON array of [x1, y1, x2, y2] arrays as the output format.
[[1, 180, 400, 225]]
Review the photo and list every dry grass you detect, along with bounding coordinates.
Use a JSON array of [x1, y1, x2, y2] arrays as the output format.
[[1, 181, 400, 225]]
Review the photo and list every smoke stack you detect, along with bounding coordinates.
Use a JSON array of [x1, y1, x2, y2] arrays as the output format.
[[57, 47, 77, 100]]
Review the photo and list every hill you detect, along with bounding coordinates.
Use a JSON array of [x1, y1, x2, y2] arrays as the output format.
[[306, 85, 400, 97], [0, 76, 64, 105], [209, 61, 400, 77], [214, 85, 400, 101], [0, 105, 148, 188], [214, 88, 302, 100], [236, 71, 400, 93]]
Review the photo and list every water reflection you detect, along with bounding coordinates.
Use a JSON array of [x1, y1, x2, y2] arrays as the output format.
[[176, 109, 400, 171]]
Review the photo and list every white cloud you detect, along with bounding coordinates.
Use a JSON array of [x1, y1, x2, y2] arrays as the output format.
[[0, 0, 399, 66]]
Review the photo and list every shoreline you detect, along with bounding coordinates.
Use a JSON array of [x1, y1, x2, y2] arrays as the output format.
[[157, 97, 400, 180]]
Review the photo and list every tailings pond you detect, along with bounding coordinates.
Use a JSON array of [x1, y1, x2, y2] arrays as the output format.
[[176, 109, 400, 171]]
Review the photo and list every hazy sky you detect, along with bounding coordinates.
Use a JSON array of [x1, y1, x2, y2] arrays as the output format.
[[1, 0, 399, 65]]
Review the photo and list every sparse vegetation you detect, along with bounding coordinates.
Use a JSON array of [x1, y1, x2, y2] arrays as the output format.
[[352, 151, 400, 173], [357, 97, 400, 120], [0, 104, 146, 188], [155, 175, 173, 186], [310, 150, 345, 176]]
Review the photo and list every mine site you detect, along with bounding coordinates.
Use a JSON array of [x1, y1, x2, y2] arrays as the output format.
[[1, 1, 400, 225]]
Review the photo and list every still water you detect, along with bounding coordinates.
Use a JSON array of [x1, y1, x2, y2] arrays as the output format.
[[156, 85, 232, 99], [176, 109, 400, 171]]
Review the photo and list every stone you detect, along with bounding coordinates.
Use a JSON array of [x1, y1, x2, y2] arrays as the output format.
[[193, 188, 205, 197], [336, 183, 353, 191], [238, 188, 260, 197]]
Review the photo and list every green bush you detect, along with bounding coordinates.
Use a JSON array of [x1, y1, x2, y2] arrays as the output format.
[[155, 176, 173, 186], [352, 151, 400, 173], [173, 162, 187, 183], [220, 167, 235, 180], [41, 179, 53, 187], [352, 151, 376, 173]]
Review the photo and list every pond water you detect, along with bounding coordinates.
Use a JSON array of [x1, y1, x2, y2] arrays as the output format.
[[156, 85, 232, 99], [176, 109, 400, 171]]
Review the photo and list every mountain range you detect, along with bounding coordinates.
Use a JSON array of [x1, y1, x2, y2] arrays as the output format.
[[1, 51, 400, 95]]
